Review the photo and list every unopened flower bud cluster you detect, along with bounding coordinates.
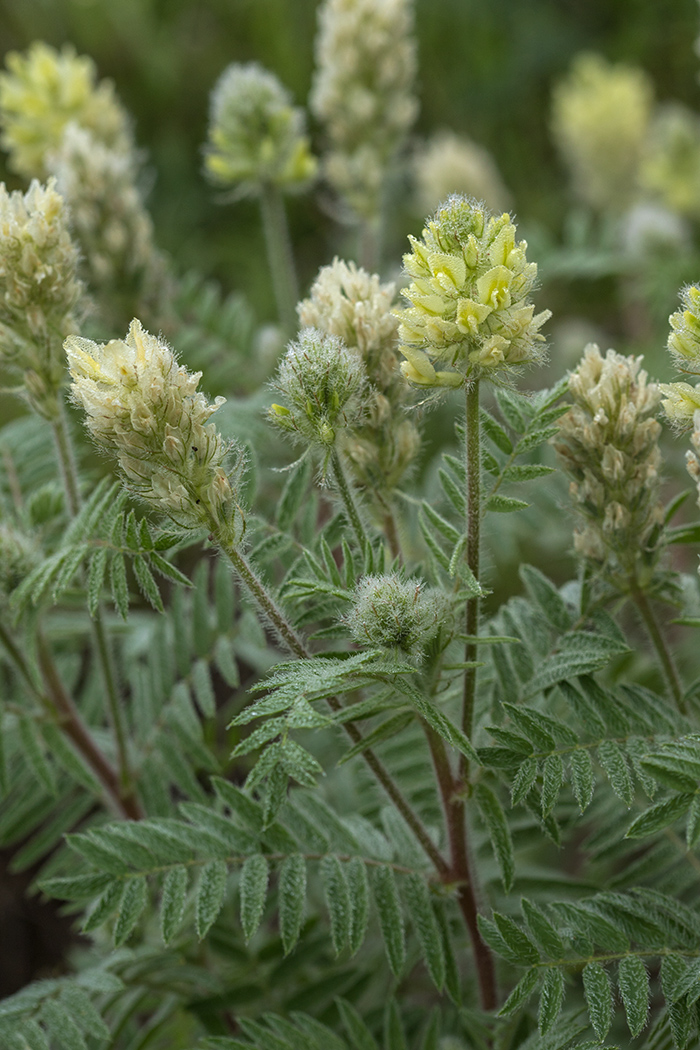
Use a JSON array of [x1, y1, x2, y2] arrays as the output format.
[[205, 63, 316, 196], [269, 327, 368, 454], [346, 573, 453, 658], [310, 0, 417, 220], [554, 344, 663, 574], [298, 259, 419, 494], [551, 53, 653, 211], [0, 178, 83, 416], [396, 195, 550, 387], [661, 286, 700, 516], [66, 319, 242, 542]]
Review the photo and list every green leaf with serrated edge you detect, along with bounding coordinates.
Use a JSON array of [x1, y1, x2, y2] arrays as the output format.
[[597, 740, 633, 807], [321, 854, 351, 954], [515, 425, 559, 453], [498, 967, 539, 1016], [347, 855, 369, 955], [583, 962, 612, 1041], [132, 554, 163, 612], [87, 547, 108, 617], [541, 754, 563, 817], [82, 879, 125, 933], [480, 408, 513, 452], [277, 453, 312, 530], [41, 1000, 87, 1050], [373, 865, 405, 977], [474, 783, 514, 892], [493, 912, 539, 964], [17, 1019, 51, 1050], [618, 955, 649, 1038], [279, 854, 306, 955], [626, 794, 694, 838], [59, 984, 110, 1040], [110, 552, 129, 619], [114, 875, 148, 946], [520, 564, 572, 632], [495, 387, 527, 430], [501, 702, 561, 750], [522, 898, 564, 958], [160, 865, 188, 944], [196, 859, 228, 939], [569, 749, 595, 813], [485, 494, 529, 513], [539, 967, 565, 1034], [512, 757, 539, 806], [149, 551, 192, 587], [404, 874, 445, 989], [687, 795, 700, 848], [336, 998, 379, 1050], [192, 658, 216, 717], [661, 953, 689, 1002]]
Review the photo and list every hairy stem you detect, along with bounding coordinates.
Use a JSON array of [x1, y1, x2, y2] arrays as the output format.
[[331, 449, 368, 550], [259, 181, 299, 335], [424, 719, 497, 1010], [461, 380, 481, 763], [630, 581, 686, 714], [50, 403, 135, 794], [218, 540, 446, 873]]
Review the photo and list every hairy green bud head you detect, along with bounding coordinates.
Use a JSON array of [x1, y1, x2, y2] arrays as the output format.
[[269, 327, 368, 449], [66, 319, 243, 542], [396, 195, 550, 387], [346, 573, 452, 656], [205, 62, 316, 195]]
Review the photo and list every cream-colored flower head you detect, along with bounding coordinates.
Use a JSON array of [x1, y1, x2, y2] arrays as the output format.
[[298, 258, 420, 494], [551, 53, 653, 211], [0, 42, 132, 181], [268, 327, 368, 451], [66, 319, 242, 542], [205, 62, 316, 195], [0, 178, 83, 415], [554, 345, 663, 575], [346, 574, 453, 656], [310, 0, 418, 219], [49, 123, 162, 293], [414, 130, 511, 217], [639, 104, 700, 221], [396, 195, 550, 387], [660, 285, 700, 428]]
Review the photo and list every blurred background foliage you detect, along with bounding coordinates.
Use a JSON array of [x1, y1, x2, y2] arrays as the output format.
[[0, 0, 697, 333]]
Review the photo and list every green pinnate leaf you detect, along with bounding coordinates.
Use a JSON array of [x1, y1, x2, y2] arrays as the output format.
[[239, 853, 268, 942], [373, 865, 405, 977], [597, 740, 633, 807], [498, 967, 539, 1016], [347, 855, 369, 955], [474, 782, 514, 892], [321, 854, 351, 954], [279, 854, 306, 954], [569, 749, 595, 813], [521, 898, 564, 958], [160, 865, 188, 944], [41, 1000, 87, 1050], [539, 967, 565, 1035], [626, 794, 694, 839], [583, 962, 612, 1041], [114, 875, 148, 946], [618, 955, 649, 1038], [511, 757, 539, 806], [541, 754, 564, 817], [404, 874, 445, 990], [196, 859, 228, 939]]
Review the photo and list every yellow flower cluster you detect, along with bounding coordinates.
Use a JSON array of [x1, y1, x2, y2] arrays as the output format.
[[551, 53, 653, 211], [0, 42, 131, 181], [396, 196, 550, 387], [554, 345, 663, 576], [205, 63, 316, 195], [660, 285, 700, 427], [0, 178, 83, 415], [66, 320, 242, 542], [310, 0, 417, 219]]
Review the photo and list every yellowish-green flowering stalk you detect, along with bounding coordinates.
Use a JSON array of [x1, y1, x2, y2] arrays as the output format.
[[414, 130, 511, 218], [310, 0, 417, 247], [639, 104, 700, 221], [554, 344, 664, 581], [204, 62, 315, 332], [298, 259, 419, 524], [551, 53, 653, 211], [0, 177, 83, 417], [205, 62, 316, 196], [396, 195, 550, 387], [66, 319, 243, 546], [0, 42, 132, 182], [345, 574, 454, 658]]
